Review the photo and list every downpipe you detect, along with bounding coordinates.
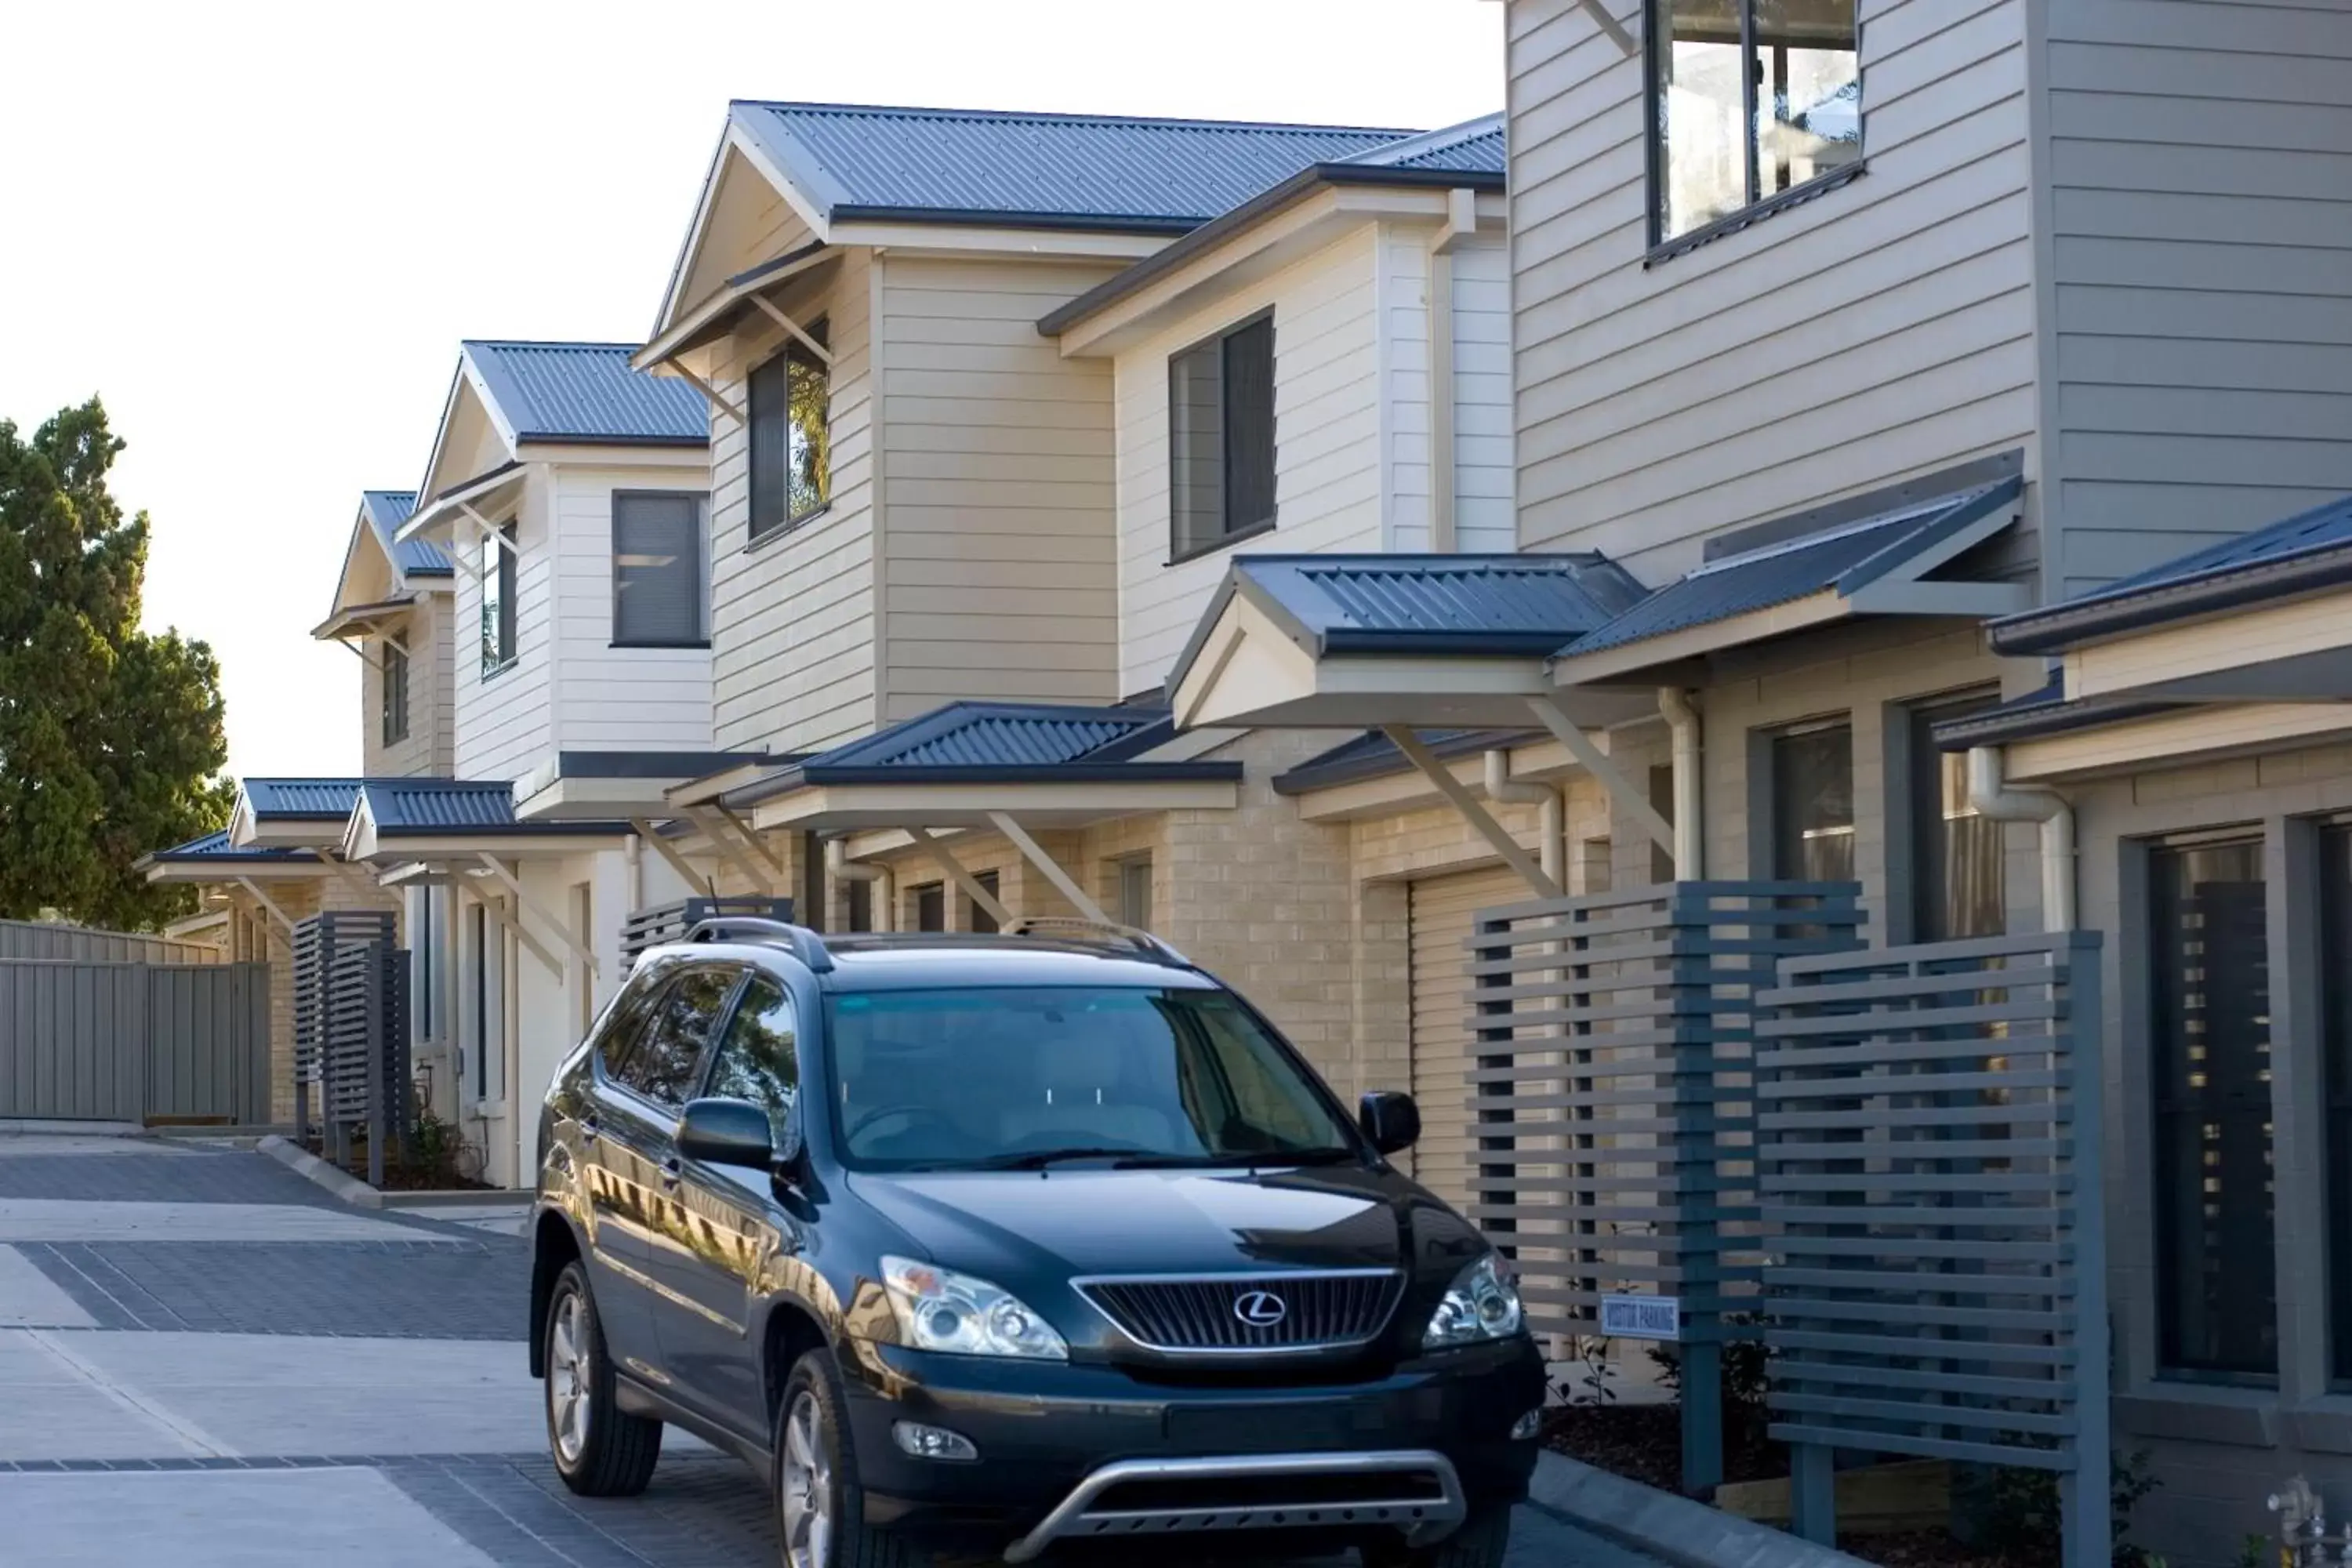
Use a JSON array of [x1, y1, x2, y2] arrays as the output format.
[[1658, 688, 1704, 880], [1966, 746, 2074, 932], [827, 837, 895, 932], [1483, 749, 1564, 887]]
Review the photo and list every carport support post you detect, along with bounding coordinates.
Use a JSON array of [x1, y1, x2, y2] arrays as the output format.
[[365, 946, 387, 1189], [1682, 1338, 1723, 1496], [1791, 1443, 1836, 1544]]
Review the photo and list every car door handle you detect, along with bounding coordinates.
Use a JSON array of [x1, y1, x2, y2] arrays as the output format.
[[660, 1157, 683, 1189]]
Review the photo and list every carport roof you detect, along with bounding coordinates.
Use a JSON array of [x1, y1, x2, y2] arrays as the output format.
[[140, 831, 307, 866], [240, 779, 367, 821]]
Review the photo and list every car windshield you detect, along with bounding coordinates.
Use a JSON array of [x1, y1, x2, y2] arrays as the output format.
[[822, 985, 1360, 1171]]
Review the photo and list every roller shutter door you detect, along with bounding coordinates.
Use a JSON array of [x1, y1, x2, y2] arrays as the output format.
[[1407, 866, 1523, 1218]]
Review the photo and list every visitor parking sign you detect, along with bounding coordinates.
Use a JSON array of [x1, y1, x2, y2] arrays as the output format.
[[1599, 1294, 1681, 1341]]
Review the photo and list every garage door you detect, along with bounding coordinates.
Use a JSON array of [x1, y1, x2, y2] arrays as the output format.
[[1407, 866, 1523, 1218]]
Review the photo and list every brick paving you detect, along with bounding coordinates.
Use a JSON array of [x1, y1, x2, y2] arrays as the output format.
[[17, 1238, 529, 1336]]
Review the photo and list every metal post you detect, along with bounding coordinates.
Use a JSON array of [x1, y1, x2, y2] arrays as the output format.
[[365, 947, 386, 1190], [1680, 1340, 1724, 1494], [1791, 1443, 1837, 1544], [2063, 931, 2111, 1568]]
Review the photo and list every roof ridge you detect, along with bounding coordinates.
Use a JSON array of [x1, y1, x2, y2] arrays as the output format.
[[462, 339, 645, 353], [732, 99, 1417, 137], [1338, 111, 1506, 168]]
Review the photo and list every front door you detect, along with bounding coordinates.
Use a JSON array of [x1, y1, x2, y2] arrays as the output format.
[[652, 971, 804, 1438]]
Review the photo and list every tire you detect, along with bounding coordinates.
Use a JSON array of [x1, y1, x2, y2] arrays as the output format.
[[774, 1348, 924, 1568], [543, 1261, 662, 1497], [1363, 1504, 1514, 1568]]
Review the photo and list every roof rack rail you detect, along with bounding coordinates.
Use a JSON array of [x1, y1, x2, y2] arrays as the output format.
[[684, 916, 835, 973], [1003, 916, 1191, 968]]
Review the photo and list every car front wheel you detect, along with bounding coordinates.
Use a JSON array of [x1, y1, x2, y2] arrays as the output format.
[[775, 1349, 921, 1568], [544, 1261, 662, 1496], [1363, 1504, 1513, 1568]]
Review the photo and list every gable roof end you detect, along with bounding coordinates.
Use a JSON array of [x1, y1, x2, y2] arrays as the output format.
[[360, 490, 450, 577], [460, 342, 707, 447]]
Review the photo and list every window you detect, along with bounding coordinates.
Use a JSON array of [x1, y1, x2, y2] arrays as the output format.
[[593, 957, 675, 1083], [1770, 720, 1855, 882], [749, 320, 829, 539], [845, 878, 873, 934], [2324, 827, 2352, 1383], [2151, 837, 2275, 1380], [481, 521, 517, 677], [1908, 695, 2005, 942], [612, 491, 706, 647], [1646, 0, 1862, 249], [1649, 763, 1678, 884], [380, 640, 409, 746], [615, 965, 742, 1107], [967, 871, 1001, 935], [705, 975, 799, 1142], [913, 882, 946, 933], [1168, 314, 1276, 561], [1117, 856, 1153, 930]]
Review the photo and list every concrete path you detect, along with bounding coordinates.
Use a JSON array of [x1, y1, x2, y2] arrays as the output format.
[[0, 1130, 1658, 1566]]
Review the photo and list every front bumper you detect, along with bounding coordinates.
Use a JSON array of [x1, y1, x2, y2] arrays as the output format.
[[834, 1334, 1543, 1542]]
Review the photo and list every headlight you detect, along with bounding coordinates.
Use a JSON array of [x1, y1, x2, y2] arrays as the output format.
[[880, 1255, 1069, 1360], [1422, 1252, 1524, 1348]]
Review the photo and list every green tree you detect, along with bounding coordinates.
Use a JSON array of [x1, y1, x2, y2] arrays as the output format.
[[0, 398, 234, 928]]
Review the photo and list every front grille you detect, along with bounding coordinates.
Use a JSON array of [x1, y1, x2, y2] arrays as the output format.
[[1079, 1271, 1405, 1353]]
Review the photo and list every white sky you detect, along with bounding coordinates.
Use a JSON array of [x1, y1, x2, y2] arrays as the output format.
[[0, 0, 1502, 781]]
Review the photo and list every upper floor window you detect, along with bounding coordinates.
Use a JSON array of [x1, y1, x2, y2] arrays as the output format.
[[379, 638, 409, 746], [612, 491, 706, 648], [1168, 313, 1276, 562], [481, 521, 517, 678], [1647, 0, 1862, 249], [749, 319, 829, 540]]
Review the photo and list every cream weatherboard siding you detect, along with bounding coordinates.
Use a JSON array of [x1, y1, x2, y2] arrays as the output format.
[[877, 256, 1122, 721], [1116, 226, 1385, 695], [453, 477, 554, 784], [1385, 231, 1516, 555], [2041, 0, 2352, 593], [550, 466, 713, 751], [1407, 863, 1522, 1218], [1507, 0, 2038, 579], [359, 592, 452, 779], [706, 246, 880, 756]]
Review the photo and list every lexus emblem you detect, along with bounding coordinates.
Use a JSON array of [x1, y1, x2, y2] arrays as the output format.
[[1234, 1290, 1288, 1329]]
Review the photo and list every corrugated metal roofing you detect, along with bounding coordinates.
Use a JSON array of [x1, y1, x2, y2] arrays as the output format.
[[463, 342, 707, 445], [1340, 113, 1506, 176], [814, 702, 1160, 771], [147, 830, 303, 862], [241, 779, 367, 820], [2096, 492, 2352, 597], [358, 779, 517, 832], [1563, 477, 2022, 658], [731, 101, 1415, 227], [1272, 727, 1533, 796], [360, 490, 450, 577]]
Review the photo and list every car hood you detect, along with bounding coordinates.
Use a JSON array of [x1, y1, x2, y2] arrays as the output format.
[[842, 1162, 1486, 1287]]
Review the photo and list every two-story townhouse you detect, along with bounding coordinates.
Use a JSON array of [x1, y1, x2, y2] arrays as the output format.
[[1161, 0, 2352, 1551], [314, 489, 457, 778]]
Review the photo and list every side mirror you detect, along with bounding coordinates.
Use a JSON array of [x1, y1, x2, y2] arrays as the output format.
[[676, 1097, 777, 1170], [1359, 1091, 1421, 1156]]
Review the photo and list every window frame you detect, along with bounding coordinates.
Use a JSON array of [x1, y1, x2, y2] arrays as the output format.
[[1642, 0, 1868, 263], [1893, 688, 2006, 945], [1165, 310, 1278, 566], [609, 488, 710, 650], [480, 521, 518, 680], [694, 971, 802, 1139], [606, 962, 749, 1112], [379, 637, 410, 747], [1763, 715, 1857, 884], [747, 317, 832, 545]]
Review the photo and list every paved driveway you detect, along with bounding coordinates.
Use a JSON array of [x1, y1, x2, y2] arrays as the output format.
[[0, 1131, 1655, 1566]]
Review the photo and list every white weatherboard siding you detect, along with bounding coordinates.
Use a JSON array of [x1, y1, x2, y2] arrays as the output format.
[[1387, 232, 1515, 556], [708, 245, 880, 756], [1118, 227, 1384, 694], [360, 593, 452, 779], [453, 477, 554, 785], [879, 256, 1122, 721], [1508, 0, 2037, 578], [2042, 0, 2352, 594], [551, 466, 714, 752]]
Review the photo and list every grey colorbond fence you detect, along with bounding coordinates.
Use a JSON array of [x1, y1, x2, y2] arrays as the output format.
[[0, 918, 220, 965], [1465, 880, 1864, 1491], [1754, 931, 2108, 1566], [0, 960, 270, 1123]]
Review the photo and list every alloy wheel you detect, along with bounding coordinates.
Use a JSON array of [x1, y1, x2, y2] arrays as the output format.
[[548, 1290, 591, 1465], [779, 1389, 833, 1568]]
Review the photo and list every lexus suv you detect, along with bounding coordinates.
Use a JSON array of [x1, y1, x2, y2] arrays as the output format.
[[528, 917, 1544, 1566]]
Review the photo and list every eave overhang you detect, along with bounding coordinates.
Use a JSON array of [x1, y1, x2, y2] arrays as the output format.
[[310, 595, 416, 643], [395, 461, 528, 546], [746, 772, 1242, 833]]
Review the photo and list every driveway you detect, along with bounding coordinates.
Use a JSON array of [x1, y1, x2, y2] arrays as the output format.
[[0, 1129, 1657, 1566]]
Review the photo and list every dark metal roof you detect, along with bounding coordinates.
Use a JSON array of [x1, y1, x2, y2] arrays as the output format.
[[730, 101, 1417, 231], [543, 750, 775, 781], [1272, 728, 1536, 796], [143, 830, 305, 865], [1925, 674, 2183, 753], [358, 779, 517, 832], [360, 491, 450, 577], [1559, 475, 2025, 659], [1991, 492, 2352, 656], [1165, 553, 1646, 696], [241, 779, 367, 821], [463, 342, 707, 446], [1338, 114, 1506, 175]]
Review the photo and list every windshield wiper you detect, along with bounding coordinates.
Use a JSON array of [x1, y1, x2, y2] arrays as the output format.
[[897, 1144, 1367, 1173], [973, 1146, 1152, 1171]]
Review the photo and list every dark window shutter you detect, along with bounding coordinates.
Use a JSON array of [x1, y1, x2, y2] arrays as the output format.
[[612, 492, 703, 645], [1168, 337, 1225, 557], [748, 353, 790, 538], [1222, 316, 1276, 533]]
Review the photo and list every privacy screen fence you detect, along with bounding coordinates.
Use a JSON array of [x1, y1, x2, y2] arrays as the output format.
[[292, 909, 411, 1183], [1467, 893, 2110, 1565], [621, 896, 795, 971]]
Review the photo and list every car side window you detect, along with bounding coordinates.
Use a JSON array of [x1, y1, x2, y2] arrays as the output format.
[[593, 959, 676, 1085], [614, 964, 741, 1107], [703, 975, 798, 1137]]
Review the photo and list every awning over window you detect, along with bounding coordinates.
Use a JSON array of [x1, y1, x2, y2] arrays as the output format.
[[341, 779, 629, 862], [514, 750, 779, 821]]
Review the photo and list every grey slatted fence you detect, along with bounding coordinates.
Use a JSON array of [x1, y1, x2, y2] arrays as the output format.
[[0, 919, 219, 965], [293, 911, 397, 1139], [621, 896, 793, 970], [1754, 931, 2107, 1564], [1466, 880, 1864, 1491], [0, 961, 269, 1123]]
